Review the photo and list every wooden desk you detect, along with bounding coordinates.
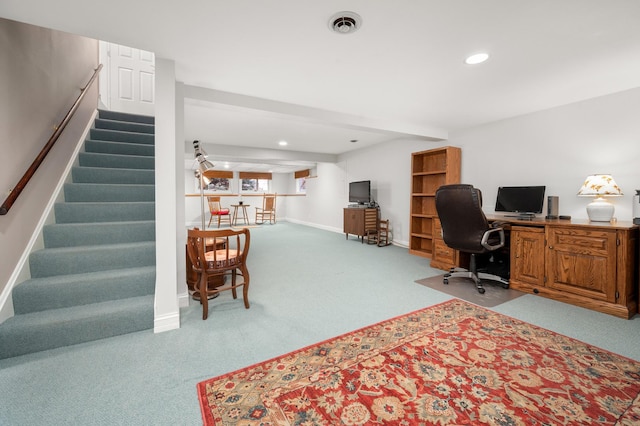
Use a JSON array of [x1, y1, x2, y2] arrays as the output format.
[[230, 204, 250, 226], [485, 215, 638, 319]]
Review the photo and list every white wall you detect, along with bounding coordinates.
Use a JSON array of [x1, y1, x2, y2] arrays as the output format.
[[287, 161, 349, 232], [287, 139, 448, 244], [454, 87, 640, 221], [285, 87, 640, 244], [0, 18, 98, 317]]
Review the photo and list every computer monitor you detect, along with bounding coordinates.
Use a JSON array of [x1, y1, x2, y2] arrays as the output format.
[[495, 186, 546, 218]]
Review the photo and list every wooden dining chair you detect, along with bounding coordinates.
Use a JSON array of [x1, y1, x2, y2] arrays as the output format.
[[207, 196, 231, 228], [186, 227, 251, 320], [255, 193, 276, 224]]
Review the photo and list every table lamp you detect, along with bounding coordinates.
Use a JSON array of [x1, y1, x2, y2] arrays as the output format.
[[193, 140, 214, 229], [577, 174, 622, 222]]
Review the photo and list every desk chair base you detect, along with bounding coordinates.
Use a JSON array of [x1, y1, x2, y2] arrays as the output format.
[[443, 269, 510, 294], [443, 253, 509, 294]]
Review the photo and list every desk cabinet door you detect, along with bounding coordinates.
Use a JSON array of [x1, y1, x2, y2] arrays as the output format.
[[344, 209, 364, 235], [511, 226, 545, 287], [546, 227, 617, 302]]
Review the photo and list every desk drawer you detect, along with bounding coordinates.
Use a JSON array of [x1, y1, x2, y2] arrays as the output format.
[[433, 238, 456, 265], [434, 219, 443, 237]]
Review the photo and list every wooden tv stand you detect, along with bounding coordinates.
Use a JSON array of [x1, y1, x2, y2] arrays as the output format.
[[344, 207, 378, 243], [484, 215, 638, 319]]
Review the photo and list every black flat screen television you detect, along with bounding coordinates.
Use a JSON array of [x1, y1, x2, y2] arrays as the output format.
[[495, 186, 546, 217], [349, 180, 371, 205]]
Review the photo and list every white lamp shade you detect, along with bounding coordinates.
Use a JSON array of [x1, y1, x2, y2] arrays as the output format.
[[577, 174, 623, 196], [578, 174, 622, 222]]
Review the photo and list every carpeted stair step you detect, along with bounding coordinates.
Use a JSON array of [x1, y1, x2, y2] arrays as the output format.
[[64, 183, 155, 202], [98, 109, 154, 125], [71, 166, 155, 185], [54, 201, 155, 223], [43, 221, 155, 248], [12, 266, 156, 314], [1, 110, 157, 360], [0, 295, 154, 359], [79, 152, 154, 170], [85, 139, 154, 157], [94, 118, 155, 134], [90, 128, 154, 145], [29, 241, 155, 278]]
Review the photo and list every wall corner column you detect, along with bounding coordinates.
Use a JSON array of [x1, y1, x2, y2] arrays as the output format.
[[175, 81, 189, 307], [153, 58, 180, 332]]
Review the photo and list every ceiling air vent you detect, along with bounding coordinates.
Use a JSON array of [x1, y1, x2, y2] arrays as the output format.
[[329, 12, 362, 34]]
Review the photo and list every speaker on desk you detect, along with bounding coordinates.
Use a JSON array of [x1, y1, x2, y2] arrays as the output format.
[[546, 196, 559, 219]]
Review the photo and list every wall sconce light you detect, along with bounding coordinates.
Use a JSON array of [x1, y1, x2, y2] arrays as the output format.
[[577, 174, 623, 222]]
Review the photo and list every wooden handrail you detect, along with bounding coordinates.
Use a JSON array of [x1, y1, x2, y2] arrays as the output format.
[[0, 64, 103, 216]]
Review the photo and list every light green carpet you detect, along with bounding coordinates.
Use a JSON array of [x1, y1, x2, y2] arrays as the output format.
[[1, 222, 638, 425]]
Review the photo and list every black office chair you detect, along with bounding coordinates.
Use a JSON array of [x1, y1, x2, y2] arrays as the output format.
[[435, 184, 510, 294]]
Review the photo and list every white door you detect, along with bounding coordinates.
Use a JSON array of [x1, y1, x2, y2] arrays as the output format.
[[99, 41, 155, 116]]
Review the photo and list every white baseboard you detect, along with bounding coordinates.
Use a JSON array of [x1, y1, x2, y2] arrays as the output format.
[[154, 310, 180, 333], [286, 217, 406, 247], [285, 218, 343, 234], [178, 291, 190, 308]]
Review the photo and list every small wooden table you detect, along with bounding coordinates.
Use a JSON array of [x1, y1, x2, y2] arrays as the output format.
[[230, 204, 250, 226]]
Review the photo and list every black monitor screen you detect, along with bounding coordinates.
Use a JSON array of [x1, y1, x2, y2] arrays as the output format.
[[349, 180, 371, 204], [495, 186, 546, 214]]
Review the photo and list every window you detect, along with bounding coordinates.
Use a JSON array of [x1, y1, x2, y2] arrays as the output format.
[[295, 169, 310, 194], [296, 178, 306, 193], [239, 172, 272, 193], [241, 178, 270, 192], [204, 178, 230, 191], [196, 170, 232, 192]]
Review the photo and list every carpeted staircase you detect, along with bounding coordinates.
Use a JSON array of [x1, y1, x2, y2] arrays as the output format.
[[0, 110, 156, 359]]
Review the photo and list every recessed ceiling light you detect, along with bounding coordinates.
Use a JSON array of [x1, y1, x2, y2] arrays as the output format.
[[465, 53, 489, 65], [279, 140, 288, 146]]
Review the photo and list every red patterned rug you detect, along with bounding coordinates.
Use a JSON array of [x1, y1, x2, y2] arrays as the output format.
[[197, 299, 640, 425]]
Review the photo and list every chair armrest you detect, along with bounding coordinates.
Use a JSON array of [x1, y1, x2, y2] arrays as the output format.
[[481, 227, 505, 251]]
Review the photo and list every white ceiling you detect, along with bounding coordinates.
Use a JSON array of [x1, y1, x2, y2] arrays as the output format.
[[2, 1, 640, 172], [183, 98, 398, 155]]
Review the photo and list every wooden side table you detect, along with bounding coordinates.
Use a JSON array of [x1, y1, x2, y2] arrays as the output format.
[[230, 204, 250, 226]]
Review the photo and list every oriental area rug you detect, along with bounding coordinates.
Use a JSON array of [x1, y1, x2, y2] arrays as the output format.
[[197, 299, 640, 425]]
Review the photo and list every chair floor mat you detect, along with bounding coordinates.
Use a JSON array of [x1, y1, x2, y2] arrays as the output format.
[[415, 274, 525, 307]]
